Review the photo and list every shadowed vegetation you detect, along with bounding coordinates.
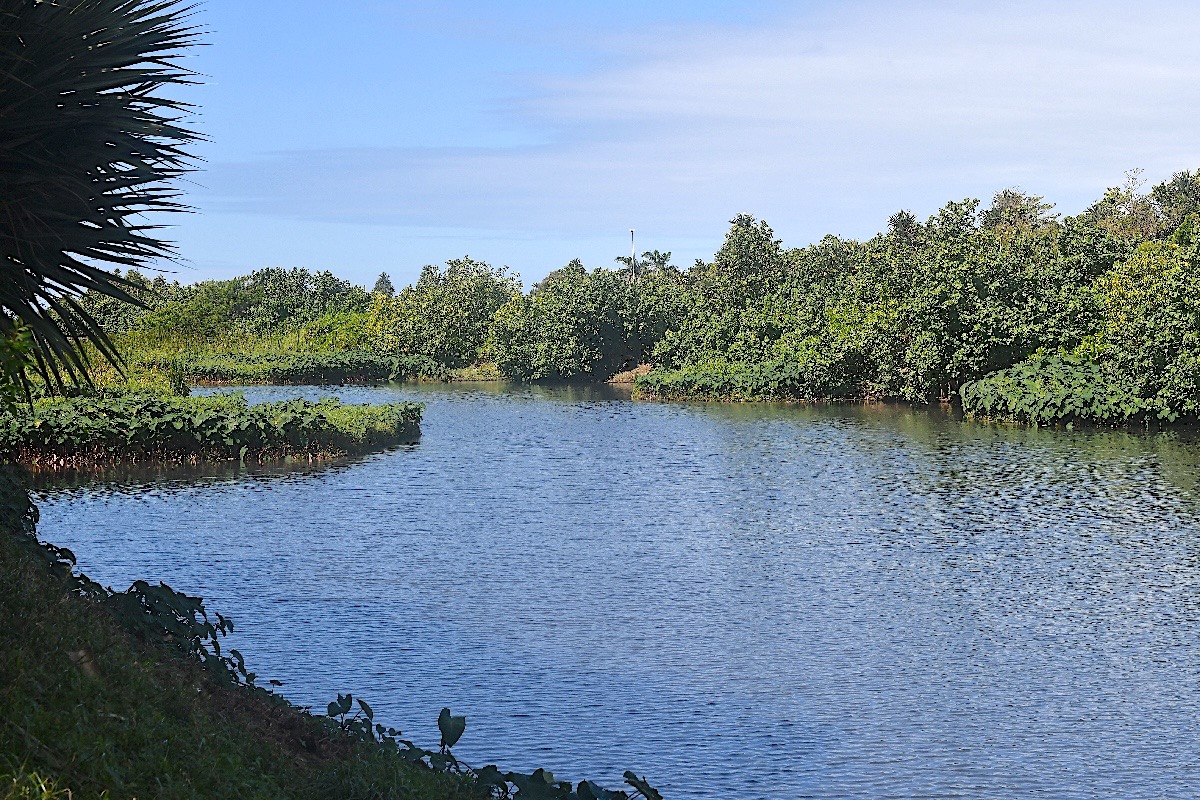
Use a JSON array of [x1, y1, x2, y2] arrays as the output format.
[[0, 393, 422, 469]]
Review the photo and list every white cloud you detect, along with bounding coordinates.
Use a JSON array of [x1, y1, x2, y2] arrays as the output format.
[[193, 0, 1200, 266]]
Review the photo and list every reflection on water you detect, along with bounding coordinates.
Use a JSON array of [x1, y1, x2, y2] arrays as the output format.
[[27, 450, 405, 497], [34, 384, 1200, 799]]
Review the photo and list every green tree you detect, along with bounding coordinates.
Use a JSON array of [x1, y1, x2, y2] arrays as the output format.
[[1150, 168, 1200, 232], [113, 267, 369, 343], [372, 272, 396, 296], [239, 268, 370, 333], [1093, 237, 1200, 414], [368, 257, 518, 367], [657, 214, 793, 368], [488, 260, 641, 380], [979, 188, 1059, 235], [75, 270, 182, 335]]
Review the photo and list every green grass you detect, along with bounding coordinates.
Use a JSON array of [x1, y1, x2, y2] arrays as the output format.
[[1, 771, 68, 800], [0, 394, 422, 469], [141, 350, 407, 385], [22, 332, 505, 400], [99, 329, 447, 386]]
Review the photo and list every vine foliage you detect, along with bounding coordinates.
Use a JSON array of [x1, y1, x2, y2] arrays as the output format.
[[323, 692, 663, 800]]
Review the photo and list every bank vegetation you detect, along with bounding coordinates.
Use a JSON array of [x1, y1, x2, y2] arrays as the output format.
[[68, 169, 1200, 428]]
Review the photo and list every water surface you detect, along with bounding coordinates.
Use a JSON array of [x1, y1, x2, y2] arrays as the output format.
[[33, 383, 1200, 799]]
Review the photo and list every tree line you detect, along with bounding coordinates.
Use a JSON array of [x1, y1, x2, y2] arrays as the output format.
[[85, 168, 1200, 421]]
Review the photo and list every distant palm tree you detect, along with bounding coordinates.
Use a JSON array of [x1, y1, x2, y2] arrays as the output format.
[[0, 0, 201, 388]]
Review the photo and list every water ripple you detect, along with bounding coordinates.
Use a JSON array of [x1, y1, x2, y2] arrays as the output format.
[[32, 384, 1200, 799]]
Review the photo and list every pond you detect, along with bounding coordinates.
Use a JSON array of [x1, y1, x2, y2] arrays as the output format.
[[32, 383, 1200, 799]]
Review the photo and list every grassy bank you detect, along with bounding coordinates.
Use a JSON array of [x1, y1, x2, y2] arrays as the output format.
[[79, 342, 505, 391], [158, 350, 404, 385], [144, 352, 506, 386], [135, 350, 445, 386], [0, 394, 422, 470], [0, 472, 663, 800], [0, 472, 479, 800]]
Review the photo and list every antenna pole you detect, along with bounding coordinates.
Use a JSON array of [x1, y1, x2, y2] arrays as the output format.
[[630, 229, 638, 279]]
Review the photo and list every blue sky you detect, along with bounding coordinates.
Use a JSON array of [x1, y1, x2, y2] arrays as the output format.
[[163, 0, 1200, 289]]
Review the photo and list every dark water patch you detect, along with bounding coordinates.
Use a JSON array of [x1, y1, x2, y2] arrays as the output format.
[[25, 450, 396, 497], [32, 384, 1200, 799]]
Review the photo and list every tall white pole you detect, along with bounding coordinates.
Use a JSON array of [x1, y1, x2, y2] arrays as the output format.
[[630, 229, 637, 278]]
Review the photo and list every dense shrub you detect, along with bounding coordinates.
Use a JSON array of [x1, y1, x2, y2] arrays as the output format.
[[1091, 233, 1200, 416], [487, 260, 629, 381], [0, 394, 422, 468], [78, 267, 372, 341], [634, 359, 825, 401], [959, 354, 1150, 425], [367, 258, 519, 368], [640, 173, 1200, 419], [961, 224, 1200, 426], [487, 258, 686, 381]]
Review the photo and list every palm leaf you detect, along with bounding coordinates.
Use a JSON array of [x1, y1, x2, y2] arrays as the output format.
[[0, 0, 202, 389]]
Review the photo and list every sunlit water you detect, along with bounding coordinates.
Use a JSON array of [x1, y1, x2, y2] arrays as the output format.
[[31, 383, 1200, 799]]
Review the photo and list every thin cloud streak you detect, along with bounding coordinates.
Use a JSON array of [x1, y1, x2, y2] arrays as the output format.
[[192, 0, 1200, 257]]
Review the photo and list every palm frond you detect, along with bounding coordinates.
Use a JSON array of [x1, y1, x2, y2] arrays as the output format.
[[0, 0, 202, 388]]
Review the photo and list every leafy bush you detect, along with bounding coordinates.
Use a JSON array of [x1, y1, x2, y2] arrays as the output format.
[[298, 309, 372, 350], [959, 354, 1151, 425], [389, 354, 453, 382], [92, 267, 373, 342], [368, 258, 519, 368], [487, 261, 626, 381], [1091, 234, 1200, 416], [488, 258, 684, 381], [635, 359, 813, 401], [961, 225, 1200, 426], [0, 329, 32, 411], [0, 394, 422, 468]]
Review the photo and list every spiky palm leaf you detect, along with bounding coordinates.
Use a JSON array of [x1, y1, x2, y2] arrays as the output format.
[[0, 0, 200, 388]]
